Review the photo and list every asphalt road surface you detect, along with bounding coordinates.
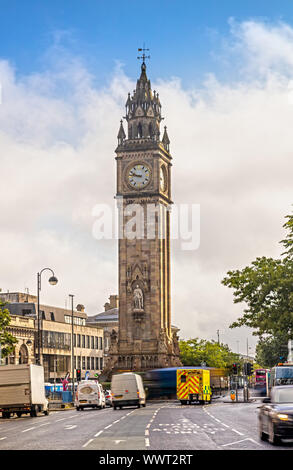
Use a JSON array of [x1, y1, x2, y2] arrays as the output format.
[[0, 400, 293, 450]]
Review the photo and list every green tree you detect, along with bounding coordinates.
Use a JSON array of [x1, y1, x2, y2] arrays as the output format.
[[222, 210, 293, 342], [179, 338, 241, 369], [255, 333, 289, 368], [0, 299, 18, 360]]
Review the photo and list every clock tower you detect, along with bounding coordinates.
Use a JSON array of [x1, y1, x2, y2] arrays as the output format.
[[108, 57, 181, 371]]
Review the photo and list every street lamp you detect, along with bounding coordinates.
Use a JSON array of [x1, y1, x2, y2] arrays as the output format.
[[37, 268, 58, 365], [69, 294, 75, 401]]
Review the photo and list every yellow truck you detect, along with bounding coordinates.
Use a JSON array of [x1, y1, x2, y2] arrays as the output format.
[[177, 368, 212, 405]]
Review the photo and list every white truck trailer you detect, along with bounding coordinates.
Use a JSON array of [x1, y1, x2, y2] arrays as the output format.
[[0, 364, 48, 418]]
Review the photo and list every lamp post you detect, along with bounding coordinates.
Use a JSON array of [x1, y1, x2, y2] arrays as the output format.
[[69, 294, 75, 401], [37, 268, 58, 365]]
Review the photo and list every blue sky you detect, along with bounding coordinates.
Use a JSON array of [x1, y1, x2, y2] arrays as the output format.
[[1, 0, 293, 87], [1, 1, 293, 352]]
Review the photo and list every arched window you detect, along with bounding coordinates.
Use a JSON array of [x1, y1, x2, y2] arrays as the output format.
[[19, 344, 29, 364], [137, 123, 143, 138], [149, 123, 153, 137]]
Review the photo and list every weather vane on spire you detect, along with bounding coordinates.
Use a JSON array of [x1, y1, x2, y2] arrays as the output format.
[[137, 45, 150, 66]]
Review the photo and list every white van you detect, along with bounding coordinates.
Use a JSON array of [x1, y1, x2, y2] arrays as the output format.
[[75, 380, 105, 411], [111, 373, 146, 410]]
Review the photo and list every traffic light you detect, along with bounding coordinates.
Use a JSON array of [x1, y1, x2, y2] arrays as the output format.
[[246, 363, 253, 375], [76, 369, 81, 381], [243, 362, 253, 375], [232, 363, 238, 375]]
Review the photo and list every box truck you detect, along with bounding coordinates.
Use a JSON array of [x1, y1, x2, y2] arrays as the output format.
[[0, 364, 48, 418]]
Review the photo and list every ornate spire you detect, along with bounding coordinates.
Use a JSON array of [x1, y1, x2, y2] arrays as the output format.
[[162, 126, 170, 152], [116, 50, 170, 153], [117, 120, 126, 145]]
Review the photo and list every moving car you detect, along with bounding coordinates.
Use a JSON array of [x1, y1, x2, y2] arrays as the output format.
[[105, 389, 112, 407], [258, 385, 293, 444], [111, 373, 146, 410], [75, 380, 105, 411]]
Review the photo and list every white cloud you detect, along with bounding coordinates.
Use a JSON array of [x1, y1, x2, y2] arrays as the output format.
[[1, 20, 293, 355]]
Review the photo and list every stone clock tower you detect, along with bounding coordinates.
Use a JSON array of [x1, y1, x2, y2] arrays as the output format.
[[107, 58, 181, 372]]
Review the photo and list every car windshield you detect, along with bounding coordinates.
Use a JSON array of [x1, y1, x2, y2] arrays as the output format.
[[272, 388, 293, 403]]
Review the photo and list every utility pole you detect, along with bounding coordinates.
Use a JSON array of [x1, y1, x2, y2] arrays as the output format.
[[217, 330, 220, 344], [69, 294, 75, 402]]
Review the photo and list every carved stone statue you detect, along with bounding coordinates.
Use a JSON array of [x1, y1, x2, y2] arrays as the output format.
[[133, 284, 144, 310]]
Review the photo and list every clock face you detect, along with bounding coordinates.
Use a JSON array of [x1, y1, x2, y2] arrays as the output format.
[[160, 165, 167, 192], [128, 163, 151, 190]]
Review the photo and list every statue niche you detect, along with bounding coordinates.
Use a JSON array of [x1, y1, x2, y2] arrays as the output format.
[[132, 280, 145, 322], [133, 284, 144, 310]]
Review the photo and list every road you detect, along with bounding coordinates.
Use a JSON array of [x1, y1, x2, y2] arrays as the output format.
[[0, 399, 293, 450]]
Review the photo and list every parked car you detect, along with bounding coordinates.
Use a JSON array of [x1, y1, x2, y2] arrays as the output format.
[[111, 373, 146, 410], [75, 380, 105, 411], [105, 389, 112, 407], [258, 385, 293, 444]]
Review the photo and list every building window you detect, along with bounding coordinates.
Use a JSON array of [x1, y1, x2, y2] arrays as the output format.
[[91, 357, 95, 370], [82, 335, 85, 348], [99, 337, 103, 350], [95, 337, 98, 349], [42, 331, 71, 351], [86, 336, 90, 349], [22, 309, 32, 316], [95, 357, 99, 370], [50, 312, 55, 321], [77, 334, 81, 347], [87, 357, 90, 370], [82, 357, 85, 370], [41, 311, 46, 320], [91, 336, 94, 349], [77, 356, 81, 369], [74, 334, 76, 347], [99, 358, 103, 370]]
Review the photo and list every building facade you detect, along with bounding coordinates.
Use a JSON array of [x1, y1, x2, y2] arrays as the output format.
[[0, 292, 104, 382]]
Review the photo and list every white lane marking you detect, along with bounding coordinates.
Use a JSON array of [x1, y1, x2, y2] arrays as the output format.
[[0, 437, 7, 440], [145, 438, 150, 447], [83, 439, 93, 448], [232, 428, 244, 436], [38, 423, 50, 427], [65, 425, 77, 430], [55, 418, 67, 422], [115, 440, 126, 444], [145, 430, 149, 436], [104, 424, 112, 429], [95, 430, 103, 437], [22, 427, 36, 433], [113, 420, 120, 424], [222, 438, 261, 447]]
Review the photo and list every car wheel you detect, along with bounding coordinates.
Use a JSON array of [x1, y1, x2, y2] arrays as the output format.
[[258, 418, 267, 441], [268, 420, 280, 445], [16, 412, 22, 418]]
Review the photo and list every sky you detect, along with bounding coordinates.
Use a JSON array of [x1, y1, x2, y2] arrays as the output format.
[[1, 0, 293, 356]]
